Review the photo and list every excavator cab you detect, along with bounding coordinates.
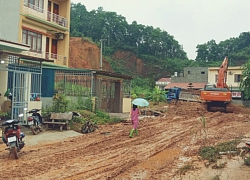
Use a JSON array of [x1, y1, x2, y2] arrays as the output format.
[[204, 84, 216, 90]]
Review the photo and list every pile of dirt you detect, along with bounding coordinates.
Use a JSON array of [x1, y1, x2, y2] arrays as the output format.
[[168, 101, 207, 117]]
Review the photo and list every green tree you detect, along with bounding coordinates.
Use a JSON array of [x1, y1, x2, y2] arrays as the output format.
[[70, 2, 187, 61], [195, 32, 250, 65], [151, 86, 166, 104], [240, 61, 250, 99]]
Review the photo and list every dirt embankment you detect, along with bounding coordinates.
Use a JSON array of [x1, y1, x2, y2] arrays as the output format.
[[69, 37, 169, 78], [0, 102, 250, 180], [69, 37, 113, 72], [111, 50, 145, 76], [111, 50, 170, 77]]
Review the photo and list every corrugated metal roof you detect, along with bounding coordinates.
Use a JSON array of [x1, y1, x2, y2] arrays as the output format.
[[42, 64, 91, 72], [93, 69, 133, 80], [41, 65, 133, 79], [42, 62, 68, 68]]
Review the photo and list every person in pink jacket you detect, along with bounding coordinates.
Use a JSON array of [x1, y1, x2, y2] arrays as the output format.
[[129, 104, 141, 138]]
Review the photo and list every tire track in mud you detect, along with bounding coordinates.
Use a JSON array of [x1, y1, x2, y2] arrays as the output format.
[[58, 117, 201, 180], [58, 119, 193, 179], [111, 118, 200, 179], [0, 102, 249, 180], [0, 114, 194, 179], [119, 110, 250, 179], [0, 113, 198, 180]]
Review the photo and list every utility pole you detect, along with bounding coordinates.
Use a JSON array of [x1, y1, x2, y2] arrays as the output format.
[[100, 39, 107, 70]]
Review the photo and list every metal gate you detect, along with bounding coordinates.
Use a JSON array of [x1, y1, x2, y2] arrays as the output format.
[[0, 53, 42, 124], [11, 72, 29, 120]]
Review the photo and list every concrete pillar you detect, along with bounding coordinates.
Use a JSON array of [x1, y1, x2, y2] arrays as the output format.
[[0, 71, 8, 111], [0, 54, 8, 111], [94, 76, 102, 110], [114, 81, 123, 113]]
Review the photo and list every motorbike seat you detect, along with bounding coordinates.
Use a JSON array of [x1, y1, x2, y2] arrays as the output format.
[[2, 119, 19, 126]]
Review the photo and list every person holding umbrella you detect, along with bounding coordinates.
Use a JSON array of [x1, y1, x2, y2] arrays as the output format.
[[129, 104, 141, 138]]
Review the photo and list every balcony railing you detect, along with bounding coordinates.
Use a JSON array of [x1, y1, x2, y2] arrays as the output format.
[[23, 3, 68, 28], [22, 50, 44, 58], [23, 2, 44, 13], [47, 12, 68, 28], [22, 51, 67, 66], [46, 52, 67, 66]]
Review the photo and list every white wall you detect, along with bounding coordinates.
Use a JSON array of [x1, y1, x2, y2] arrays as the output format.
[[0, 71, 8, 111], [0, 0, 20, 41], [42, 96, 132, 113], [123, 98, 131, 113], [208, 67, 242, 87]]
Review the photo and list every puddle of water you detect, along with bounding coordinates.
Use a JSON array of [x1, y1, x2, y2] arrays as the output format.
[[123, 148, 181, 180], [136, 148, 181, 170]]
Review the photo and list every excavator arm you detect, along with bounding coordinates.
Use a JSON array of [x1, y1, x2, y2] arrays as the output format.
[[217, 57, 229, 89]]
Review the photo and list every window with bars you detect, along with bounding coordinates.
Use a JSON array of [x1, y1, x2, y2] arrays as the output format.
[[22, 30, 42, 53]]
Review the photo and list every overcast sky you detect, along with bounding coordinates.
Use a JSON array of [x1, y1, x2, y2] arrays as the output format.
[[71, 0, 250, 60]]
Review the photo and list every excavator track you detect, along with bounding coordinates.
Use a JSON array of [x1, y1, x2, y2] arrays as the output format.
[[203, 102, 234, 113], [225, 103, 234, 113]]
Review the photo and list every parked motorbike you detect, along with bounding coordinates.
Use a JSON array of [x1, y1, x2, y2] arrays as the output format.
[[238, 142, 250, 159], [1, 114, 25, 159], [27, 109, 43, 135]]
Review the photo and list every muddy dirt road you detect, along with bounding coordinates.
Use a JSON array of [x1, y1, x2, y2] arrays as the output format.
[[1, 102, 250, 180]]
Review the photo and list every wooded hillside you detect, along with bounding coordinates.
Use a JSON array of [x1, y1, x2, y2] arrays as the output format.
[[70, 3, 250, 82]]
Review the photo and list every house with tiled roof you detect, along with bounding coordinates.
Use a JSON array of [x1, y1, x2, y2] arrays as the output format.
[[156, 78, 171, 90]]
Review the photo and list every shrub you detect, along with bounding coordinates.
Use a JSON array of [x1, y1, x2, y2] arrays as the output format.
[[198, 139, 241, 163], [51, 94, 70, 113], [95, 110, 110, 124], [75, 96, 93, 112]]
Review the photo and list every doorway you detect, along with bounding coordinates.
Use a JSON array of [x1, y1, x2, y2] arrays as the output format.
[[10, 72, 30, 121]]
